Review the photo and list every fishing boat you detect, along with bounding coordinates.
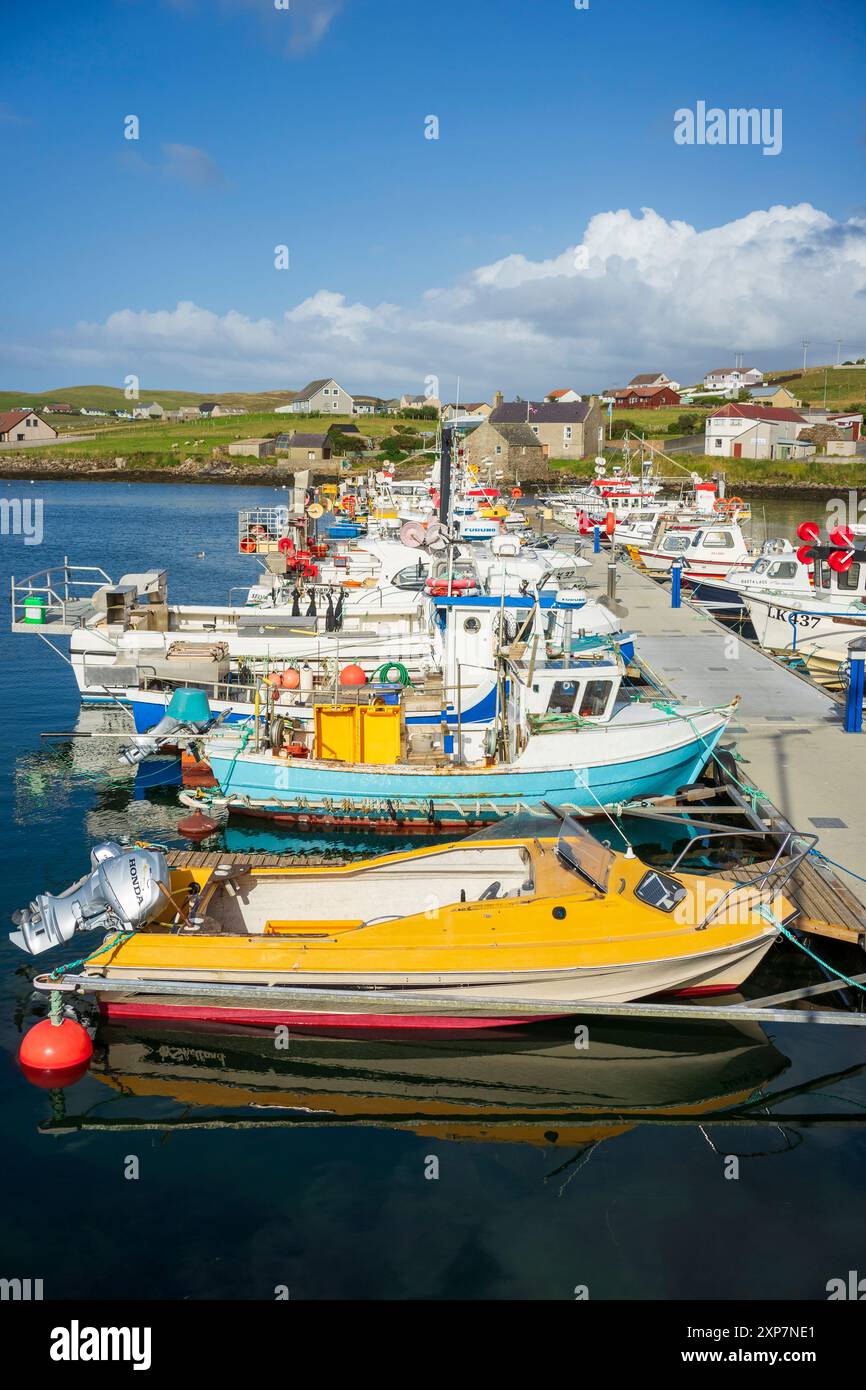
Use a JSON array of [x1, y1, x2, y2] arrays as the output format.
[[629, 518, 756, 579], [680, 540, 811, 615], [189, 628, 734, 827], [742, 541, 866, 669], [11, 813, 793, 1029]]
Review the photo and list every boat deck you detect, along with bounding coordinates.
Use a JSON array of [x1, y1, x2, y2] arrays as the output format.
[[573, 533, 866, 935]]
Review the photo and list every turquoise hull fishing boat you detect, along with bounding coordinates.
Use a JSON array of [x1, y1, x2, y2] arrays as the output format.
[[199, 698, 734, 829]]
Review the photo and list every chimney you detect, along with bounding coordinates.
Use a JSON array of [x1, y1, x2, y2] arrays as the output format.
[[493, 390, 503, 408]]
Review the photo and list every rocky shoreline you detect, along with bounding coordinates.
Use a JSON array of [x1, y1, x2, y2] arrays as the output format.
[[0, 453, 861, 497]]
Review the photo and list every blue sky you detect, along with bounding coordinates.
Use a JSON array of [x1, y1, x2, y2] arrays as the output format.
[[1, 0, 865, 397]]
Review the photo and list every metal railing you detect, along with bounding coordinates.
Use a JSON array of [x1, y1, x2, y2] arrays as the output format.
[[670, 829, 819, 931], [10, 559, 113, 627]]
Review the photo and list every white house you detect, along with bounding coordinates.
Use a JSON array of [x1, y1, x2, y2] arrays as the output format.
[[290, 379, 355, 414], [544, 388, 583, 404], [704, 404, 813, 460], [704, 366, 764, 393]]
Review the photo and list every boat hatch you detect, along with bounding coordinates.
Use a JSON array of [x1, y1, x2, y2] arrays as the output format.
[[633, 870, 688, 913], [555, 817, 614, 893]]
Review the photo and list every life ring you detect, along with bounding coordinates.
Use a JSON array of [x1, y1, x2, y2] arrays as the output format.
[[303, 562, 319, 579], [278, 536, 296, 554], [425, 577, 477, 595], [240, 536, 257, 553], [375, 661, 411, 687], [605, 510, 616, 537]]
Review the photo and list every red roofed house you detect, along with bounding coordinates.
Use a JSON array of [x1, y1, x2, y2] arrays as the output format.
[[0, 409, 58, 444], [544, 388, 582, 404], [704, 403, 814, 460], [609, 385, 682, 409]]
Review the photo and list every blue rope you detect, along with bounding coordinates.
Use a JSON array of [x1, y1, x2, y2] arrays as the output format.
[[809, 847, 866, 888]]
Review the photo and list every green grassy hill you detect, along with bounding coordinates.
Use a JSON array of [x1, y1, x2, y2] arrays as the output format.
[[764, 365, 866, 407], [0, 384, 297, 414], [7, 411, 434, 464]]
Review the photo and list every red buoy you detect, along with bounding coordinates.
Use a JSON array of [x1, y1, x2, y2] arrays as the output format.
[[605, 510, 616, 537], [177, 808, 219, 840], [796, 520, 820, 544], [339, 663, 367, 687], [19, 1018, 92, 1084]]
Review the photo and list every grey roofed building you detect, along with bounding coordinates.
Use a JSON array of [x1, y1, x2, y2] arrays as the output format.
[[290, 432, 330, 448], [490, 400, 591, 424], [295, 379, 331, 400], [628, 372, 670, 387]]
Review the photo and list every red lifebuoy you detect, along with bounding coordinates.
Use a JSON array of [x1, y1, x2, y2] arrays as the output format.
[[240, 536, 257, 553], [303, 562, 319, 579], [605, 511, 616, 537], [278, 536, 295, 555]]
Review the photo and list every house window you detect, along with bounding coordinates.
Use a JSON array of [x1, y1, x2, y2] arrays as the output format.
[[714, 438, 723, 448], [495, 445, 502, 455], [323, 388, 330, 395], [332, 389, 339, 397], [531, 425, 538, 435], [564, 426, 572, 442]]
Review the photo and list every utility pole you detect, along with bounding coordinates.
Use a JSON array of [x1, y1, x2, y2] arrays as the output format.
[[801, 341, 809, 372]]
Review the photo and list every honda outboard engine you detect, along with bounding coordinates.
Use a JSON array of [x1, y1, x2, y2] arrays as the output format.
[[10, 841, 169, 956]]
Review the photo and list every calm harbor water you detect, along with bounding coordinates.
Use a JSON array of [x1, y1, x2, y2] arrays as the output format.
[[1, 482, 865, 1301]]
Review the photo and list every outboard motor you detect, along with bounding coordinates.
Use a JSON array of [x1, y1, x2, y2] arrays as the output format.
[[10, 841, 169, 956], [119, 686, 214, 766]]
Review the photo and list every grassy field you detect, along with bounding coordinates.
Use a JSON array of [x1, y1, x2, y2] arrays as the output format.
[[14, 412, 435, 463], [550, 454, 866, 488], [608, 406, 710, 435], [763, 365, 866, 408], [0, 384, 297, 415]]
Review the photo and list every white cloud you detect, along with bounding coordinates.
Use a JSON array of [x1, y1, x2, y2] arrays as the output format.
[[7, 203, 866, 394], [161, 143, 228, 188]]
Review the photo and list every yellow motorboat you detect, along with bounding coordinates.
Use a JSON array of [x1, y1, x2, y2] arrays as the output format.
[[16, 814, 797, 1032]]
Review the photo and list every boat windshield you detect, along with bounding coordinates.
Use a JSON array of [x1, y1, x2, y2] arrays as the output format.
[[555, 816, 614, 892]]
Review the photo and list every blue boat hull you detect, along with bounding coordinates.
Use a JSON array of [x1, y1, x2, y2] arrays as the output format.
[[206, 727, 724, 826]]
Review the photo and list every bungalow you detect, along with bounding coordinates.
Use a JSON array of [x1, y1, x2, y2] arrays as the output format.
[[0, 409, 58, 444], [488, 398, 605, 459], [43, 403, 74, 414], [353, 395, 387, 416], [290, 379, 355, 415], [627, 372, 680, 391], [442, 402, 492, 421], [703, 366, 764, 392], [461, 420, 547, 483], [199, 402, 228, 418], [609, 385, 682, 409], [748, 385, 802, 409], [400, 393, 441, 411], [544, 388, 582, 404], [704, 404, 813, 460]]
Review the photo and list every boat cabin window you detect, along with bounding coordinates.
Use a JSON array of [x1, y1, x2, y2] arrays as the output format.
[[580, 679, 613, 717], [547, 679, 580, 713], [769, 561, 798, 579], [835, 562, 861, 592], [700, 530, 735, 549], [393, 564, 427, 590], [752, 558, 770, 574], [814, 559, 830, 590], [555, 816, 614, 893], [662, 535, 692, 553]]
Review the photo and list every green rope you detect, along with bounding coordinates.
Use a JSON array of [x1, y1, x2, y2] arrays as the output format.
[[757, 904, 866, 995], [49, 928, 137, 981]]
